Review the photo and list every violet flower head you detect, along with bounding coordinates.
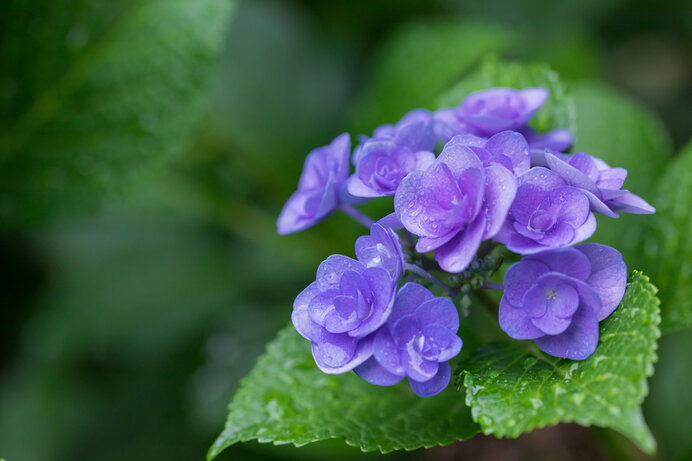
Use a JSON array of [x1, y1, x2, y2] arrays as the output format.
[[541, 151, 655, 218], [494, 167, 597, 255], [434, 87, 549, 140], [499, 244, 627, 360], [292, 255, 396, 374], [347, 139, 435, 198], [369, 109, 438, 153], [394, 135, 520, 272], [355, 283, 462, 397], [355, 223, 405, 280], [277, 133, 351, 234]]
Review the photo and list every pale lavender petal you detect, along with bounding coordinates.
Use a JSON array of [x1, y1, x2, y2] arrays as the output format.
[[596, 167, 627, 190], [531, 311, 573, 335], [437, 138, 485, 176], [534, 304, 599, 360], [517, 167, 566, 189], [576, 243, 627, 320], [409, 362, 451, 397], [377, 212, 403, 230], [354, 357, 405, 385], [413, 150, 436, 170]]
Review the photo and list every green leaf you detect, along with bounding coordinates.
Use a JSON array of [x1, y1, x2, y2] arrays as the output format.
[[352, 20, 507, 133], [437, 58, 576, 135], [0, 0, 235, 227], [642, 141, 692, 334], [572, 82, 672, 261], [459, 271, 660, 454], [209, 325, 479, 459]]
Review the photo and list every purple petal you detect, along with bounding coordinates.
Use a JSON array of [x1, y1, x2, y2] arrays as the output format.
[[538, 222, 575, 247], [324, 296, 362, 333], [576, 243, 627, 320], [545, 152, 600, 195], [277, 188, 335, 235], [503, 259, 550, 306], [312, 333, 374, 374], [526, 247, 591, 281], [437, 138, 485, 177], [388, 283, 436, 327], [435, 214, 487, 273], [420, 324, 462, 362], [553, 187, 591, 228], [607, 190, 656, 214], [517, 167, 566, 189], [531, 312, 572, 336], [349, 267, 395, 338], [316, 255, 364, 290], [346, 175, 381, 198], [484, 131, 531, 175], [413, 150, 436, 170], [534, 304, 599, 360], [499, 296, 545, 340], [571, 212, 597, 244], [392, 315, 420, 349], [354, 357, 405, 385], [308, 289, 338, 325], [597, 167, 627, 190], [482, 164, 518, 239], [415, 297, 460, 332], [401, 349, 439, 382], [581, 189, 620, 218], [409, 362, 451, 397], [373, 327, 405, 376], [292, 282, 323, 342], [522, 127, 573, 152], [377, 212, 403, 230], [520, 87, 550, 113]]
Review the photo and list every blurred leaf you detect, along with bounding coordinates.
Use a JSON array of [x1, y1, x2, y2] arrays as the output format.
[[209, 325, 479, 459], [0, 0, 235, 226], [641, 141, 692, 334], [352, 20, 507, 133], [644, 329, 692, 461], [437, 58, 576, 135], [573, 82, 672, 262], [459, 271, 660, 454]]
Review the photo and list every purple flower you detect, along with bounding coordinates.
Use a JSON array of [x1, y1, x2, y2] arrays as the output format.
[[434, 87, 549, 140], [354, 283, 462, 397], [355, 223, 405, 280], [499, 244, 627, 360], [519, 125, 573, 153], [394, 135, 520, 272], [277, 133, 351, 234], [494, 167, 597, 254], [368, 109, 438, 153], [539, 151, 655, 218], [292, 255, 397, 374], [347, 139, 435, 198]]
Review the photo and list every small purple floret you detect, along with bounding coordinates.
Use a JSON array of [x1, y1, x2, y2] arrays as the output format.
[[540, 151, 655, 218], [347, 139, 435, 198], [499, 244, 627, 360], [369, 109, 438, 153], [354, 283, 462, 397], [494, 167, 597, 254], [434, 87, 549, 140], [277, 133, 351, 234], [292, 254, 396, 374], [355, 223, 405, 280], [394, 134, 520, 272]]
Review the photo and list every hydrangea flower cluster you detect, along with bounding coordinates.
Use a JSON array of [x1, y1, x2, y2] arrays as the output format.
[[278, 87, 654, 397]]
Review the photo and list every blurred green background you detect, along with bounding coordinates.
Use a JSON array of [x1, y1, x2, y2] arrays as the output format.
[[0, 0, 690, 460]]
